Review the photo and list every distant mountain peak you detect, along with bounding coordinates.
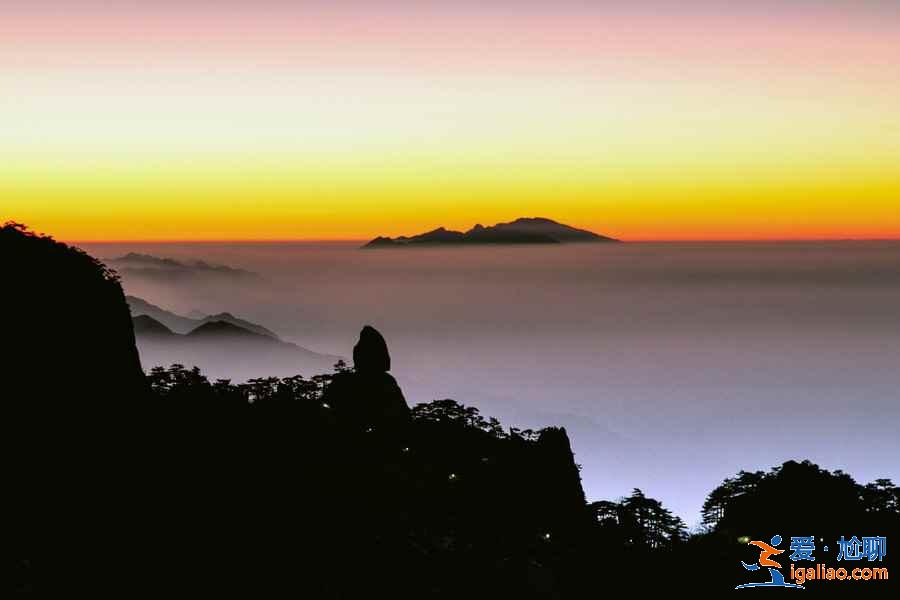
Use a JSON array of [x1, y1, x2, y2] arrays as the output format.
[[363, 217, 619, 248], [131, 314, 174, 336], [208, 312, 235, 319], [511, 216, 556, 224], [188, 320, 260, 337]]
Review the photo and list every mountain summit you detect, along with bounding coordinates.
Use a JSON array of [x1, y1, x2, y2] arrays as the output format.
[[363, 217, 618, 248]]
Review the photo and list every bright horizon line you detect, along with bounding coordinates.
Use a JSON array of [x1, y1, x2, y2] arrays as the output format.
[[70, 235, 900, 244]]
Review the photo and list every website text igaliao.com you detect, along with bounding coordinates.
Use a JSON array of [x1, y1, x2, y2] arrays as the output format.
[[790, 563, 888, 585]]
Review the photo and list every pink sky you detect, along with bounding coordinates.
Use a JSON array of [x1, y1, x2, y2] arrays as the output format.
[[3, 3, 898, 71]]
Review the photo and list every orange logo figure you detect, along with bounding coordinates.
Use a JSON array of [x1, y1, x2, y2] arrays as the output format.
[[748, 538, 784, 568], [736, 534, 804, 589]]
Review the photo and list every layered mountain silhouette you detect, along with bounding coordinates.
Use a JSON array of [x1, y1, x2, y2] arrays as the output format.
[[132, 313, 175, 336], [127, 295, 278, 338], [132, 313, 339, 381], [104, 252, 258, 282], [364, 217, 619, 248]]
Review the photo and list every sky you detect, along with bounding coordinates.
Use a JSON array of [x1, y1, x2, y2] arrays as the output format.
[[2, 1, 900, 241]]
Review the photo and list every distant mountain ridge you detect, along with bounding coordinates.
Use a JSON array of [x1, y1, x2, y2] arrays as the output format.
[[132, 314, 175, 336], [364, 217, 619, 248], [132, 314, 264, 339], [127, 295, 279, 338], [104, 253, 259, 282], [132, 314, 279, 340], [189, 320, 261, 338], [131, 313, 341, 381]]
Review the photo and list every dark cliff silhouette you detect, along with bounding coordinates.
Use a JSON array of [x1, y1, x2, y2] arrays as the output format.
[[363, 217, 619, 247], [3, 223, 146, 402], [4, 223, 148, 587]]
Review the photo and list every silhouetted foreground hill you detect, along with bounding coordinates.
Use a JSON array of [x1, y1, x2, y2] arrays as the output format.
[[6, 222, 897, 595], [4, 223, 146, 399], [364, 217, 619, 247], [136, 360, 594, 597], [5, 223, 148, 591]]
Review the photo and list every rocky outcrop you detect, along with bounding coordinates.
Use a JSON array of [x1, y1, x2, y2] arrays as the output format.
[[324, 325, 410, 429], [353, 324, 392, 372]]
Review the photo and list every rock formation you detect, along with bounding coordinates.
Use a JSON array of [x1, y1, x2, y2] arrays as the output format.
[[323, 325, 410, 430]]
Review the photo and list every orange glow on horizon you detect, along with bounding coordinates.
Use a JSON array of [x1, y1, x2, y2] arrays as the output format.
[[3, 4, 899, 243]]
